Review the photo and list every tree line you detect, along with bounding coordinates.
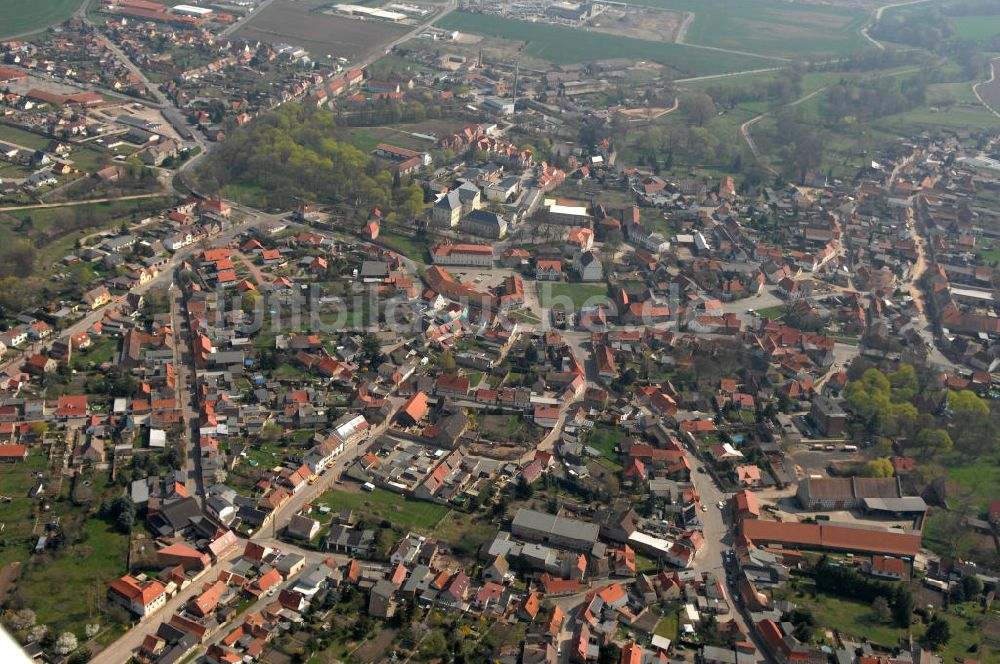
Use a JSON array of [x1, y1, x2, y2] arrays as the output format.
[[195, 104, 424, 220]]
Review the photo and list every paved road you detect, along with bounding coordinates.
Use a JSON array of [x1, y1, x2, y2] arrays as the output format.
[[74, 0, 170, 108], [93, 543, 248, 664]]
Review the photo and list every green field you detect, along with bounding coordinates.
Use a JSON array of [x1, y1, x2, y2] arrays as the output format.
[[537, 282, 608, 310], [377, 228, 428, 260], [18, 516, 129, 634], [316, 487, 450, 531], [951, 15, 1000, 42], [945, 460, 1000, 510], [625, 0, 868, 58], [435, 11, 777, 77], [0, 0, 83, 39], [0, 452, 49, 567], [0, 124, 52, 151]]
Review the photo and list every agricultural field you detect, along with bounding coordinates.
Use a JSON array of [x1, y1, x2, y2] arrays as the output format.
[[235, 0, 408, 62], [435, 11, 777, 77], [0, 123, 52, 151], [623, 0, 869, 59], [0, 0, 83, 39], [977, 58, 1000, 110], [950, 15, 1000, 42]]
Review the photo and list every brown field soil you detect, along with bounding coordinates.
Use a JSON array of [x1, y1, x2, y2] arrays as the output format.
[[589, 7, 683, 43], [235, 0, 407, 61], [0, 561, 20, 605], [352, 627, 397, 663], [980, 59, 1000, 108], [742, 18, 833, 40]]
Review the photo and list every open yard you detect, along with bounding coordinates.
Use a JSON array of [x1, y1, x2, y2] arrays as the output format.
[[586, 426, 624, 463], [478, 414, 545, 446], [316, 487, 450, 531], [0, 451, 49, 568], [537, 282, 608, 310], [236, 0, 408, 61], [945, 459, 1000, 510], [435, 11, 776, 77], [16, 515, 129, 635], [776, 581, 996, 661], [376, 228, 428, 260], [0, 0, 82, 39]]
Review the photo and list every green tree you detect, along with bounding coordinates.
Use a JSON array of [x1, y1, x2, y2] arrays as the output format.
[[913, 428, 953, 458], [871, 596, 891, 623], [888, 364, 919, 402], [685, 92, 716, 127], [961, 574, 984, 599], [924, 615, 951, 649], [419, 630, 448, 660], [861, 458, 894, 478]]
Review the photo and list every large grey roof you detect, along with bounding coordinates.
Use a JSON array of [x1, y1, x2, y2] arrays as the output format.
[[512, 508, 599, 543]]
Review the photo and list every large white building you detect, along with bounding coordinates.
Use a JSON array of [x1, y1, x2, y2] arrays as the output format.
[[431, 243, 494, 267], [107, 575, 168, 618]]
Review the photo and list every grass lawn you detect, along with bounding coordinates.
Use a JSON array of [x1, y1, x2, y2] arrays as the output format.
[[537, 282, 608, 310], [435, 11, 777, 77], [586, 426, 624, 463], [655, 611, 678, 641], [462, 370, 484, 388], [221, 182, 269, 209], [778, 580, 908, 648], [756, 305, 787, 321], [377, 229, 428, 261], [975, 240, 1000, 265], [945, 461, 1000, 511], [0, 123, 52, 151], [316, 487, 450, 531], [243, 440, 289, 469], [0, 0, 83, 38], [507, 308, 542, 324], [273, 363, 308, 379], [0, 452, 48, 567], [70, 336, 119, 369], [428, 510, 497, 556], [18, 515, 129, 635]]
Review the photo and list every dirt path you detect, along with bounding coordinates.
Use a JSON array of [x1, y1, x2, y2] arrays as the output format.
[[972, 58, 1000, 119], [233, 250, 271, 285], [0, 192, 166, 213], [740, 85, 829, 176], [861, 0, 933, 50], [674, 11, 694, 43]]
